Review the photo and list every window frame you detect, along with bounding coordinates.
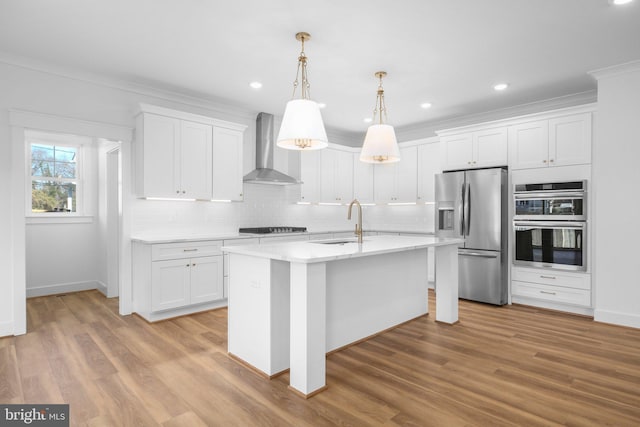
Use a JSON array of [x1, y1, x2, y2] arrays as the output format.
[[25, 133, 87, 220]]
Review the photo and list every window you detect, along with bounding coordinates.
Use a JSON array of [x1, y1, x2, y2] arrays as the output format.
[[27, 131, 85, 215]]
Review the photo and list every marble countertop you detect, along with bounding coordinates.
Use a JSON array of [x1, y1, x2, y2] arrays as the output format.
[[222, 235, 461, 264], [130, 229, 435, 244]]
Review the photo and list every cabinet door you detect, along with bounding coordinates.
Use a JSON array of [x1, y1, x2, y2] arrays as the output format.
[[549, 113, 592, 167], [373, 162, 397, 203], [320, 149, 338, 203], [190, 256, 224, 304], [212, 126, 244, 201], [508, 121, 549, 170], [300, 151, 321, 202], [353, 156, 375, 203], [142, 113, 180, 197], [441, 133, 473, 171], [180, 120, 213, 199], [151, 259, 191, 311], [335, 150, 354, 203], [397, 146, 417, 202], [417, 142, 440, 203], [473, 127, 508, 168]]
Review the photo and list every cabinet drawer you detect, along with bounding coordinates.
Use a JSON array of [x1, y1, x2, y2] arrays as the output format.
[[152, 241, 222, 261], [512, 268, 590, 290], [512, 280, 591, 307]]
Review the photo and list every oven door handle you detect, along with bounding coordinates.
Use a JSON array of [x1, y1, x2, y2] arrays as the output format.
[[514, 191, 584, 200], [514, 221, 585, 230]]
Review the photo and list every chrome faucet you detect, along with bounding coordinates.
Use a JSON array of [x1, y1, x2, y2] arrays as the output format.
[[347, 199, 363, 243]]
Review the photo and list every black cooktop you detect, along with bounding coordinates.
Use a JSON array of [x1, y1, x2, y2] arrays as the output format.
[[239, 226, 307, 234]]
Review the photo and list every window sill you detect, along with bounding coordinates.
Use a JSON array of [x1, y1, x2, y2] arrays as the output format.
[[26, 215, 94, 225]]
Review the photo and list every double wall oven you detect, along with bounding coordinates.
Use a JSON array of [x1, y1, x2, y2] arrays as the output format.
[[513, 181, 587, 271]]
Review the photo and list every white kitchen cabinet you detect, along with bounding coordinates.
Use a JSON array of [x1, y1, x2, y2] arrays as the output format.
[[416, 141, 441, 203], [212, 125, 245, 201], [152, 255, 222, 311], [549, 113, 592, 167], [300, 151, 321, 203], [509, 113, 591, 170], [511, 266, 592, 313], [320, 148, 353, 203], [374, 145, 417, 203], [136, 112, 213, 199], [440, 127, 507, 171], [353, 156, 375, 203], [132, 240, 225, 321]]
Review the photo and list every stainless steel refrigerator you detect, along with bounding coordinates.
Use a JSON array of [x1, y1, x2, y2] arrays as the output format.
[[435, 168, 508, 305]]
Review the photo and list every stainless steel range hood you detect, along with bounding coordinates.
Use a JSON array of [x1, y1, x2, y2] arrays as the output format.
[[243, 112, 300, 185]]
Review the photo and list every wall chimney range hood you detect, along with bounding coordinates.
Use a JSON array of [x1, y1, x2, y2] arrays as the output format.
[[243, 112, 301, 185]]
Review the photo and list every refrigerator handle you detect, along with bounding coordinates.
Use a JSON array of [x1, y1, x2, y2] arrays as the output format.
[[465, 182, 471, 236], [459, 181, 465, 237]]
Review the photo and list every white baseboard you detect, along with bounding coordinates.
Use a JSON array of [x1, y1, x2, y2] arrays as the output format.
[[594, 309, 640, 329], [26, 280, 99, 298], [0, 320, 14, 338], [96, 281, 108, 297]]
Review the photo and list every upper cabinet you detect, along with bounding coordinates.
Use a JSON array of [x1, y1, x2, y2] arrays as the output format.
[[299, 147, 353, 204], [300, 151, 321, 203], [135, 104, 246, 200], [440, 127, 508, 171], [212, 125, 245, 201], [417, 141, 441, 203], [136, 113, 212, 199], [509, 113, 592, 170], [374, 145, 418, 203], [320, 149, 354, 203], [353, 156, 375, 204]]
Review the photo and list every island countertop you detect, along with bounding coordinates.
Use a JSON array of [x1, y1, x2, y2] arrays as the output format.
[[222, 234, 462, 264]]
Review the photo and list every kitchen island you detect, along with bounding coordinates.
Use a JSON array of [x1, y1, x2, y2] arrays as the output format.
[[223, 234, 462, 397]]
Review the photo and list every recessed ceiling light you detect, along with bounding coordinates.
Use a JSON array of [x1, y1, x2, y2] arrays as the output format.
[[317, 102, 326, 109], [249, 81, 262, 89], [611, 0, 633, 5], [494, 83, 509, 91], [420, 102, 432, 109], [364, 117, 373, 123]]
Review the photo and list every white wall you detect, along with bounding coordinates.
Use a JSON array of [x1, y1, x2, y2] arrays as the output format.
[[0, 115, 13, 336], [591, 61, 640, 328]]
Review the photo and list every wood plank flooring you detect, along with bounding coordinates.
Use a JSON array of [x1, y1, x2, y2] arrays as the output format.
[[1, 290, 639, 426]]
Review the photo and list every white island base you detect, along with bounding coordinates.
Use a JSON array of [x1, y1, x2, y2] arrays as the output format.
[[224, 235, 461, 397]]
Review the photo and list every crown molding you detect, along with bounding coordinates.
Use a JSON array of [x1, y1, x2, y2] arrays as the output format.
[[589, 59, 640, 80], [0, 51, 256, 124], [395, 90, 597, 141]]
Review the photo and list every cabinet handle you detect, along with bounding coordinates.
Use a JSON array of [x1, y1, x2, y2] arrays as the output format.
[[543, 160, 548, 163], [550, 159, 555, 163], [239, 193, 243, 197], [192, 263, 196, 267], [183, 249, 198, 252], [540, 290, 557, 295], [182, 190, 186, 194], [176, 190, 180, 194], [186, 264, 190, 267], [540, 275, 556, 280]]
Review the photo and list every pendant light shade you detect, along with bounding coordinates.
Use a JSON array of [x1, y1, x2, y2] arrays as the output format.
[[360, 71, 401, 163], [277, 99, 328, 150], [276, 32, 328, 150], [360, 124, 400, 163]]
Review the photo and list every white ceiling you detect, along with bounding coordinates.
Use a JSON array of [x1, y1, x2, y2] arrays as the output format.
[[1, 0, 639, 136]]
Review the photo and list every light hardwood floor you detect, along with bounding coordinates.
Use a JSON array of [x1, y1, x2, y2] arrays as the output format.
[[1, 290, 639, 426]]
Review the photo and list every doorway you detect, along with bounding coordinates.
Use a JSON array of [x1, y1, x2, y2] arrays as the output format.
[[106, 146, 122, 297]]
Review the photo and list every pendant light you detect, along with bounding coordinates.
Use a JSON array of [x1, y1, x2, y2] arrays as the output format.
[[276, 32, 328, 150], [359, 71, 400, 163]]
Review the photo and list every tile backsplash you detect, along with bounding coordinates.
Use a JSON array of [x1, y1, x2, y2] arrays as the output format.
[[130, 183, 435, 236]]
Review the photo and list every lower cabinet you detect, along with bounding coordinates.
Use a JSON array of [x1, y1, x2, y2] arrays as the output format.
[[151, 256, 223, 311], [133, 240, 225, 321], [511, 266, 592, 314]]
